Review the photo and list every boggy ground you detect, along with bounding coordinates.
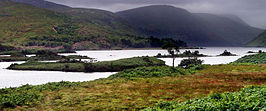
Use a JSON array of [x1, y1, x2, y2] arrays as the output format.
[[1, 64, 265, 110]]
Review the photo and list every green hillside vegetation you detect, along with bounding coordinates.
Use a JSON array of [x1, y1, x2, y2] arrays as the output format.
[[144, 86, 266, 111], [247, 30, 266, 47], [0, 81, 81, 109], [0, 1, 67, 47], [0, 1, 186, 50], [233, 53, 266, 64]]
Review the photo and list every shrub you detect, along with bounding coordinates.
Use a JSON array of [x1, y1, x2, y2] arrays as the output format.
[[0, 82, 81, 109], [109, 65, 207, 79], [0, 44, 15, 52], [143, 86, 266, 111], [219, 50, 237, 56], [179, 58, 203, 68]]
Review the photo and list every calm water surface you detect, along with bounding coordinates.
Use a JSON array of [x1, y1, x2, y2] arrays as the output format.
[[0, 47, 265, 88]]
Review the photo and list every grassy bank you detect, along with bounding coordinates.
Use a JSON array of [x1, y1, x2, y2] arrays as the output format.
[[233, 52, 266, 64], [144, 85, 266, 111], [1, 64, 265, 110], [8, 57, 165, 72]]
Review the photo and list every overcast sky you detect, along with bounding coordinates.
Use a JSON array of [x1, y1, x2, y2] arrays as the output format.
[[46, 0, 266, 29]]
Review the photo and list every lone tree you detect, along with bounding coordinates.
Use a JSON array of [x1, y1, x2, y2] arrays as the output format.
[[167, 47, 180, 67], [162, 42, 180, 67]]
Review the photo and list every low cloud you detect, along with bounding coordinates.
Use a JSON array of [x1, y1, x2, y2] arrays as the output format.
[[46, 0, 266, 29]]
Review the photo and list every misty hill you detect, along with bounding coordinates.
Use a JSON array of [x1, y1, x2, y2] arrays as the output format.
[[117, 5, 263, 46], [195, 13, 262, 46], [247, 30, 266, 47], [220, 14, 249, 26], [0, 1, 172, 50]]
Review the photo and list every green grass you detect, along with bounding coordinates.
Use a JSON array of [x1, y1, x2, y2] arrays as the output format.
[[8, 57, 165, 72], [143, 86, 266, 111], [0, 81, 81, 109], [1, 64, 265, 110], [109, 65, 208, 79], [233, 53, 266, 64]]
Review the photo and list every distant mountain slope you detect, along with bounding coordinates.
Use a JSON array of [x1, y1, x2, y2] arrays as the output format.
[[0, 0, 67, 45], [117, 5, 263, 46], [10, 0, 71, 12], [0, 1, 160, 50], [62, 8, 137, 35], [10, 0, 137, 35], [247, 30, 266, 47]]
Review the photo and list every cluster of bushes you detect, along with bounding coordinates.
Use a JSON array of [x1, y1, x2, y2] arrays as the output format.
[[25, 40, 72, 49], [179, 58, 204, 68], [109, 65, 208, 79], [247, 50, 264, 53], [156, 50, 207, 58], [0, 44, 15, 52], [0, 82, 81, 109], [144, 86, 266, 111], [233, 52, 266, 64], [219, 50, 237, 56], [149, 36, 187, 48]]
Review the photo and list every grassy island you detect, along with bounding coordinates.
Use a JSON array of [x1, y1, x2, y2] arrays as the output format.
[[8, 57, 165, 72]]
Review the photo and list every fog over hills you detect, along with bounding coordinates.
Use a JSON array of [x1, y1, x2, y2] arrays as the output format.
[[247, 30, 266, 47], [117, 5, 262, 46]]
